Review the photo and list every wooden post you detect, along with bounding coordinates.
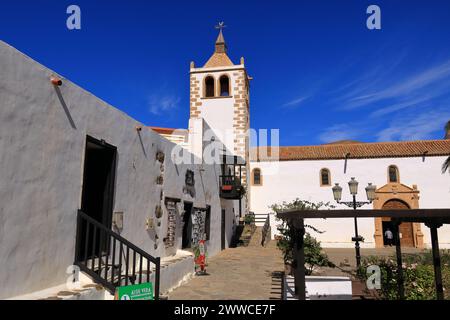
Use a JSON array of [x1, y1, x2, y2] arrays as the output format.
[[292, 218, 306, 300], [393, 220, 405, 300], [428, 222, 444, 300]]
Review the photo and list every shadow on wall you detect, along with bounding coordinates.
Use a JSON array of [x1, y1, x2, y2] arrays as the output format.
[[54, 86, 76, 129]]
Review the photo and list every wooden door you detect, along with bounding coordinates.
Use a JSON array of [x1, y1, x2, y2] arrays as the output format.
[[382, 199, 415, 247]]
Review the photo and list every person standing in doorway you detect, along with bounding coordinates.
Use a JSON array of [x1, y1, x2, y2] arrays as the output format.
[[384, 228, 394, 246]]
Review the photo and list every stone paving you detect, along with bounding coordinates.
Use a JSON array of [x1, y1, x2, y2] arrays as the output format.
[[167, 230, 425, 300], [168, 229, 284, 300]]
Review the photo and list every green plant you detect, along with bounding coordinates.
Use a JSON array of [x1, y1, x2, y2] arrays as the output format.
[[244, 214, 254, 225], [358, 253, 450, 300], [271, 198, 335, 275]]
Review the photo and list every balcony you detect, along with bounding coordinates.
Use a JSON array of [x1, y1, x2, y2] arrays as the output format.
[[219, 175, 244, 199], [219, 154, 245, 200]]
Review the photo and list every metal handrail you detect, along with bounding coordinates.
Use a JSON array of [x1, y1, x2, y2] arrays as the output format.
[[74, 210, 160, 299], [261, 214, 271, 246]]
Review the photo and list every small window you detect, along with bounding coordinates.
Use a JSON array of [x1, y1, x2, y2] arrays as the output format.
[[219, 75, 230, 96], [252, 168, 262, 186], [388, 165, 399, 183], [205, 76, 215, 97], [320, 168, 331, 186]]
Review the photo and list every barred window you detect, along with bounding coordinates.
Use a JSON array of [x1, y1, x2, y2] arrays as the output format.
[[320, 168, 331, 186]]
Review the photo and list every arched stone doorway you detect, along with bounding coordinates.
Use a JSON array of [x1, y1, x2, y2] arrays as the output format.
[[373, 183, 424, 248]]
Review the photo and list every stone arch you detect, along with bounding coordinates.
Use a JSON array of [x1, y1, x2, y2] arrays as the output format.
[[373, 183, 423, 248], [382, 198, 409, 210]]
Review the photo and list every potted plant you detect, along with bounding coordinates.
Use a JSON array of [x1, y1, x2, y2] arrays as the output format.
[[244, 213, 255, 225]]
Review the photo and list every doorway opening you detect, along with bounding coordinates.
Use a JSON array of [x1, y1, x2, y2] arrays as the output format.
[[382, 220, 398, 246], [382, 199, 415, 247], [77, 136, 117, 261], [182, 202, 193, 249], [221, 209, 226, 250], [205, 205, 211, 241]]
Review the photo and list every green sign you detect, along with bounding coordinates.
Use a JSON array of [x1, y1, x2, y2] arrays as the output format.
[[115, 282, 154, 300]]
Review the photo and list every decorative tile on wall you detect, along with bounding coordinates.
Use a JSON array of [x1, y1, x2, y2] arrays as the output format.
[[164, 200, 177, 248], [192, 208, 206, 246]]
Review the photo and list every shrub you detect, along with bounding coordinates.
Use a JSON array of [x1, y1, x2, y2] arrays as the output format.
[[271, 198, 335, 275], [358, 253, 450, 300]]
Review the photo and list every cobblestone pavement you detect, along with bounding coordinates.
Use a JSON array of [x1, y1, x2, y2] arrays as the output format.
[[168, 230, 284, 300]]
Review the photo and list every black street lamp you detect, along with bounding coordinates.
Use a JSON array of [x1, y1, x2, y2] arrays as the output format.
[[332, 178, 377, 269]]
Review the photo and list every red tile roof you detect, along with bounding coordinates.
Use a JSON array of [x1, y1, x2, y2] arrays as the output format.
[[252, 140, 450, 161]]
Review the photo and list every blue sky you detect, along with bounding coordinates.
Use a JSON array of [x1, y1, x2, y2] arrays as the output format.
[[1, 0, 450, 146]]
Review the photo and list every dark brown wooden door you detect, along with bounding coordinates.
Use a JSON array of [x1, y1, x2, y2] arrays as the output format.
[[382, 199, 415, 247]]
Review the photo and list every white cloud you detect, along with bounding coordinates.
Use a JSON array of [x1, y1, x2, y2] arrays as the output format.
[[282, 96, 308, 108], [148, 94, 180, 115], [376, 109, 450, 141], [341, 59, 450, 110]]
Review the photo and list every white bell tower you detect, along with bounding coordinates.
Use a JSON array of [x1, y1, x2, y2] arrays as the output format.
[[189, 23, 251, 186]]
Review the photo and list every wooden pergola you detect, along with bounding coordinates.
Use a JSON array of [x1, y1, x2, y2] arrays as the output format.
[[277, 208, 450, 300]]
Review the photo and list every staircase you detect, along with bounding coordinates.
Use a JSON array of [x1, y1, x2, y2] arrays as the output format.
[[254, 213, 269, 227], [74, 210, 160, 299]]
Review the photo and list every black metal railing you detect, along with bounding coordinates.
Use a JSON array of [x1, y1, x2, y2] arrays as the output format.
[[219, 174, 241, 186], [74, 210, 160, 299], [261, 214, 271, 246]]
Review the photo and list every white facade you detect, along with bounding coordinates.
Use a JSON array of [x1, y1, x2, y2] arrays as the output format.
[[250, 156, 450, 248]]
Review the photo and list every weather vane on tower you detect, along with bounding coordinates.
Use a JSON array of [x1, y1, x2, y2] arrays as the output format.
[[215, 21, 226, 31]]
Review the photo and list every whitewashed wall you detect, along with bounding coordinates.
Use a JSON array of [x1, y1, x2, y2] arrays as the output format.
[[250, 156, 450, 248], [0, 41, 235, 298]]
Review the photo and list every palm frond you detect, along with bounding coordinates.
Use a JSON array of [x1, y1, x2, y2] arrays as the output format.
[[443, 156, 450, 174]]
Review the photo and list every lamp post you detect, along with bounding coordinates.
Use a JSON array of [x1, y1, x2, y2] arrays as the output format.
[[332, 178, 376, 269]]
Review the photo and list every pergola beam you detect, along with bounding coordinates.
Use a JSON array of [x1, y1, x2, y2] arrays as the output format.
[[278, 208, 450, 301], [393, 221, 405, 300], [277, 208, 450, 220], [427, 222, 444, 300], [291, 219, 306, 300]]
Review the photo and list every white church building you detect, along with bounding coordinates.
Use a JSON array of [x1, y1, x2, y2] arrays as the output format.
[[250, 140, 450, 249], [1, 26, 450, 300]]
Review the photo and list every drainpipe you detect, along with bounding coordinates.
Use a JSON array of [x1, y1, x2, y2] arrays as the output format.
[[344, 152, 350, 174]]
